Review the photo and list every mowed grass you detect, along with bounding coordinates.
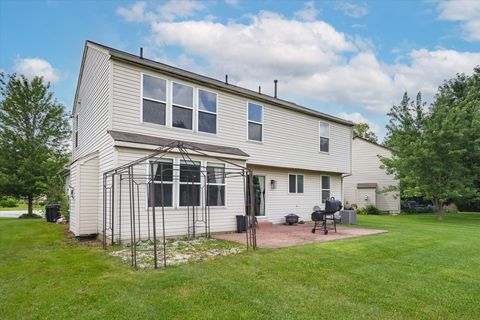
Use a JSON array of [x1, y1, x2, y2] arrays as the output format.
[[1, 213, 480, 319]]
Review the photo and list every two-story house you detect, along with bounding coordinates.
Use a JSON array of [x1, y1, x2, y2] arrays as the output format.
[[67, 41, 354, 238]]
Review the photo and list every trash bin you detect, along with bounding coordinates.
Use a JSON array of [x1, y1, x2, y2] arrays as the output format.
[[236, 215, 247, 233], [45, 204, 61, 222]]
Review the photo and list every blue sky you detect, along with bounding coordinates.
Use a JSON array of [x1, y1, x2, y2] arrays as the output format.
[[1, 0, 479, 139]]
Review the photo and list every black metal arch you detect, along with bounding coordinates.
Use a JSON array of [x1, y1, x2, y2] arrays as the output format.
[[102, 141, 256, 268]]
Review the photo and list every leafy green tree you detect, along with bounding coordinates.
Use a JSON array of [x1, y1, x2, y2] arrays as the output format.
[[353, 122, 378, 143], [0, 73, 70, 214], [382, 69, 480, 218]]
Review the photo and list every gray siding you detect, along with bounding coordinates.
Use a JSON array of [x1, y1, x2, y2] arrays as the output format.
[[110, 61, 352, 174]]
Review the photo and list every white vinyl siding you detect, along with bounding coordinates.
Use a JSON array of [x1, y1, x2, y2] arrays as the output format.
[[113, 147, 246, 238], [110, 61, 352, 174], [343, 138, 400, 213], [249, 165, 342, 224]]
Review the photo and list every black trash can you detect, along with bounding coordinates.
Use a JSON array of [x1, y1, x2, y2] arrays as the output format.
[[236, 215, 247, 233], [45, 204, 61, 222]]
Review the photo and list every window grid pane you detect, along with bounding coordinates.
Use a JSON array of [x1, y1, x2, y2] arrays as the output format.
[[248, 122, 262, 141], [320, 137, 329, 152], [198, 111, 216, 134], [172, 82, 193, 108], [289, 174, 296, 193], [322, 190, 330, 203], [143, 75, 166, 102], [143, 99, 166, 125], [248, 103, 263, 123], [172, 106, 193, 129], [321, 176, 330, 189], [297, 175, 304, 193], [198, 89, 217, 113]]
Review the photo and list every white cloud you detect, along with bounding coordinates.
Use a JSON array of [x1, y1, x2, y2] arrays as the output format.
[[117, 0, 205, 23], [116, 1, 150, 22], [14, 58, 61, 84], [338, 112, 382, 137], [294, 1, 319, 22], [437, 0, 480, 41], [334, 1, 368, 18], [225, 0, 240, 7], [118, 8, 480, 115], [157, 0, 205, 22]]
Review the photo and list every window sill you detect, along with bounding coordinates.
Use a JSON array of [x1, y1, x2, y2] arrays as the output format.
[[318, 151, 330, 155], [246, 139, 263, 145]]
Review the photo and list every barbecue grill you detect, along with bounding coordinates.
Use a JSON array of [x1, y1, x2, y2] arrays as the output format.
[[311, 197, 342, 234]]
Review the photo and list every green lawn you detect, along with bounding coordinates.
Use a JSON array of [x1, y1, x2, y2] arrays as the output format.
[[0, 203, 44, 211], [1, 214, 479, 319]]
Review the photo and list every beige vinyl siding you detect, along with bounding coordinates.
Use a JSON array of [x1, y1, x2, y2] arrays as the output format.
[[68, 163, 79, 235], [69, 44, 116, 236], [248, 165, 342, 224], [110, 61, 352, 174], [343, 138, 400, 213], [78, 155, 99, 235], [106, 147, 246, 240]]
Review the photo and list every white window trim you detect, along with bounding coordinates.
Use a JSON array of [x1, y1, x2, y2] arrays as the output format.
[[206, 162, 227, 207], [146, 157, 174, 208], [197, 88, 218, 135], [246, 101, 264, 143], [321, 175, 331, 203], [288, 173, 304, 194], [319, 121, 330, 154], [171, 81, 195, 131], [140, 73, 168, 127]]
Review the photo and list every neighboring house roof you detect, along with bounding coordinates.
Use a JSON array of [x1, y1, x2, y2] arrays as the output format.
[[353, 135, 391, 151], [75, 40, 353, 127], [108, 130, 250, 157], [357, 183, 378, 189]]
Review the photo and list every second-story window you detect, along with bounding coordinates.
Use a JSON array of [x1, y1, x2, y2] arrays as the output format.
[[142, 74, 167, 125], [248, 102, 263, 141], [198, 89, 217, 134], [74, 114, 79, 148], [172, 82, 193, 130], [320, 121, 330, 152]]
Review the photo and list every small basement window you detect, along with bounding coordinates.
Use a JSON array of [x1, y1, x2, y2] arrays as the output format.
[[198, 89, 218, 134], [288, 174, 304, 194], [320, 121, 330, 152], [172, 82, 194, 130], [248, 102, 263, 141], [142, 74, 167, 125]]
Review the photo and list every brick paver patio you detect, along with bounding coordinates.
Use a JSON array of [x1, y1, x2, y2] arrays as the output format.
[[213, 223, 387, 248]]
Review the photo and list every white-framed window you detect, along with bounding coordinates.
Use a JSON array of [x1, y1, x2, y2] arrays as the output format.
[[320, 121, 330, 152], [288, 174, 304, 194], [179, 160, 201, 206], [206, 162, 225, 206], [198, 89, 217, 134], [147, 158, 174, 207], [142, 74, 167, 126], [321, 175, 330, 203], [172, 82, 194, 130], [248, 102, 263, 141], [74, 114, 79, 148]]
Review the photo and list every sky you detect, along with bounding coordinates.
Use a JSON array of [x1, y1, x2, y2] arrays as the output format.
[[1, 0, 479, 140]]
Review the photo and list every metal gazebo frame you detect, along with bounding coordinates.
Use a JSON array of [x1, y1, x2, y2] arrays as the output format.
[[102, 141, 257, 268]]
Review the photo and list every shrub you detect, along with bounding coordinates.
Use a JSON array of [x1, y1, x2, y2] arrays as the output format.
[[18, 213, 42, 219], [0, 197, 18, 208], [357, 204, 381, 215]]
